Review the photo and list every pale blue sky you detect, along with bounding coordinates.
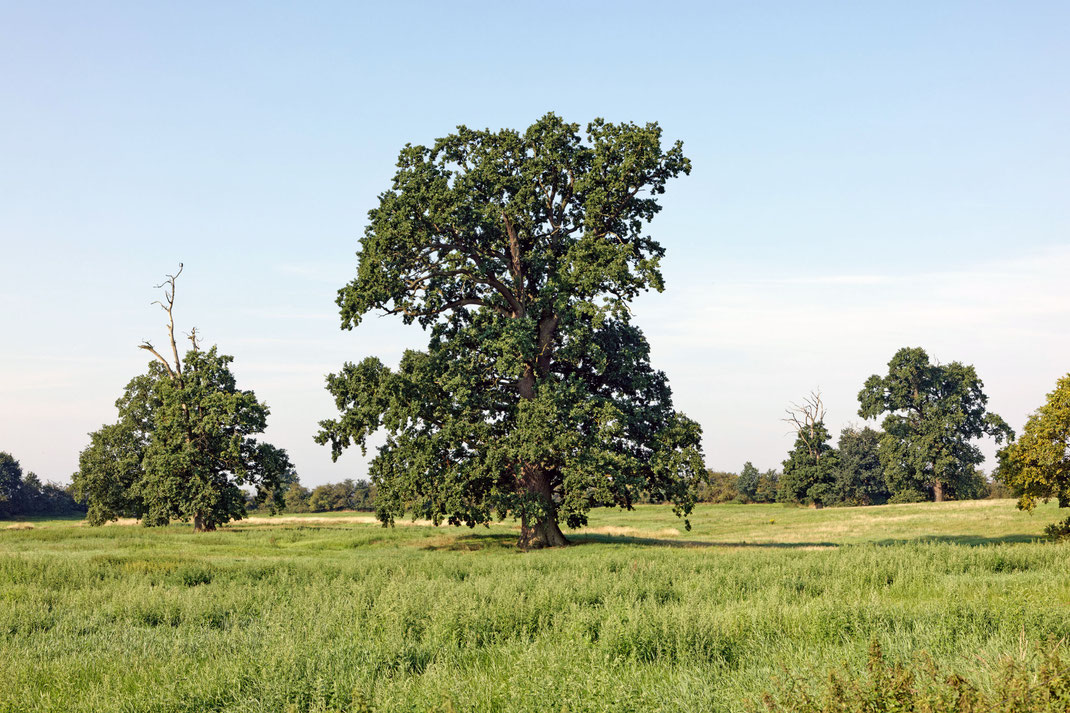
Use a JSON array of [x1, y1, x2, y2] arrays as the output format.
[[2, 2, 1068, 485]]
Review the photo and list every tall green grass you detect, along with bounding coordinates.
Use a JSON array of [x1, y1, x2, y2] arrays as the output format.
[[1, 500, 1067, 712]]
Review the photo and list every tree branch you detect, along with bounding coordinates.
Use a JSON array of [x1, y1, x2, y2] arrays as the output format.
[[384, 297, 506, 320], [152, 263, 185, 377], [138, 342, 175, 377]]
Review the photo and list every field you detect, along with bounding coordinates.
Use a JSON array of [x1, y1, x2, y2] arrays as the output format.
[[2, 500, 1069, 712]]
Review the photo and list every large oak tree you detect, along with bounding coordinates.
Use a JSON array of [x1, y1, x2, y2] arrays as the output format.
[[317, 114, 704, 548]]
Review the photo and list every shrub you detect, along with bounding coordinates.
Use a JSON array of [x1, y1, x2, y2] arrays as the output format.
[[696, 471, 740, 503], [1044, 517, 1070, 542]]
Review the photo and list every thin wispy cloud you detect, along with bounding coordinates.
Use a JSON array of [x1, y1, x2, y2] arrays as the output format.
[[634, 245, 1070, 472]]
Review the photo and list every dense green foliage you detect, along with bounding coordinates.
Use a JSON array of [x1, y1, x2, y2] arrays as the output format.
[[859, 347, 1012, 502], [0, 452, 18, 508], [778, 421, 839, 506], [1, 501, 1066, 712], [256, 478, 377, 513], [736, 462, 761, 501], [832, 426, 891, 505], [0, 452, 84, 518], [697, 463, 778, 505], [998, 373, 1070, 539], [73, 349, 295, 531], [318, 114, 703, 547], [695, 470, 740, 503]]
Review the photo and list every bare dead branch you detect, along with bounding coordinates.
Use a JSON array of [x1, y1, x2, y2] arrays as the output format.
[[782, 390, 827, 459], [138, 342, 175, 377]]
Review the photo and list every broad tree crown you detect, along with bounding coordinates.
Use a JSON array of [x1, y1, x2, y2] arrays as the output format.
[[318, 114, 704, 548]]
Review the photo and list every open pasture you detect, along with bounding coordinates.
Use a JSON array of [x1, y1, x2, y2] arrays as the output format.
[[2, 500, 1068, 712]]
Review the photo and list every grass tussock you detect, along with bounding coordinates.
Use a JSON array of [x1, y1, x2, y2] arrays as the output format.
[[757, 639, 1070, 712]]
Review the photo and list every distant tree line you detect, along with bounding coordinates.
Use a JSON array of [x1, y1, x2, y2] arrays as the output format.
[[693, 347, 1014, 508], [0, 452, 85, 518], [695, 463, 780, 504], [249, 478, 376, 514]]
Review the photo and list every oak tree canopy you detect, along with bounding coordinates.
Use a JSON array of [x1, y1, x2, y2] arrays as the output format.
[[998, 373, 1070, 536], [858, 347, 1012, 503], [317, 114, 704, 548]]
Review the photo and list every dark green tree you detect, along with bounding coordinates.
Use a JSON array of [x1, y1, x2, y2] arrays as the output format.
[[754, 469, 780, 503], [0, 452, 20, 517], [858, 347, 1013, 502], [737, 461, 761, 501], [308, 482, 345, 512], [777, 393, 839, 506], [778, 424, 839, 506], [73, 266, 296, 531], [71, 420, 147, 524], [0, 452, 84, 518], [317, 114, 704, 548], [833, 426, 890, 505]]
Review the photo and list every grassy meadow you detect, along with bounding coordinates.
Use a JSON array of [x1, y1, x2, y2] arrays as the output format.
[[2, 500, 1069, 712]]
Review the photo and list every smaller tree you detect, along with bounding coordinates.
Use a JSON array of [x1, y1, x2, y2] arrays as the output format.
[[72, 421, 147, 524], [73, 266, 296, 531], [778, 392, 839, 506], [697, 470, 740, 503], [833, 426, 890, 505], [998, 374, 1070, 537], [859, 347, 1013, 502], [307, 484, 336, 512], [0, 452, 21, 517], [283, 483, 311, 513], [352, 480, 376, 510], [754, 470, 780, 503], [737, 462, 761, 502]]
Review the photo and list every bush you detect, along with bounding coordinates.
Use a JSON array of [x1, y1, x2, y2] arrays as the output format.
[[695, 471, 740, 503], [756, 639, 1070, 712], [986, 477, 1012, 499], [1044, 517, 1070, 542], [888, 488, 929, 504]]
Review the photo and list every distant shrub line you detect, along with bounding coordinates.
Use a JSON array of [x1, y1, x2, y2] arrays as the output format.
[[249, 478, 376, 514]]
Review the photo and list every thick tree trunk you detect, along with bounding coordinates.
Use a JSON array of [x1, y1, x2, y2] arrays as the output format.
[[518, 464, 569, 549], [192, 512, 215, 532], [514, 312, 565, 549], [520, 515, 569, 549], [933, 481, 945, 503]]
